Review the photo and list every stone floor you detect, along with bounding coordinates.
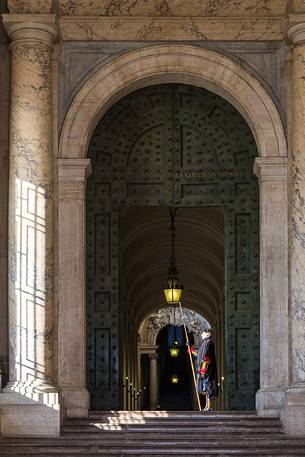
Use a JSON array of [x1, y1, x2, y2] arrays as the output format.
[[1, 411, 305, 456]]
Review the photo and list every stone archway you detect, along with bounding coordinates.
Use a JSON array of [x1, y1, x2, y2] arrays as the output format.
[[138, 307, 211, 411], [139, 307, 211, 348], [57, 44, 288, 418]]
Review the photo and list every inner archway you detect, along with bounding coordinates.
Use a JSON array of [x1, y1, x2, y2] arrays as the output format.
[[86, 83, 259, 411], [138, 306, 213, 411]]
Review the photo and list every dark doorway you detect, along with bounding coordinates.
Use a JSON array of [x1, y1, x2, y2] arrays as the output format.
[[157, 325, 194, 410], [140, 354, 150, 410]]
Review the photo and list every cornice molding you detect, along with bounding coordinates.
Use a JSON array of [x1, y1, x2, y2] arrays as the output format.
[[253, 157, 288, 182], [58, 158, 92, 181]]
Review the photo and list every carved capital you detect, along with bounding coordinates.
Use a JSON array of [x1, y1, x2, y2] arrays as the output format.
[[58, 159, 92, 200], [58, 159, 92, 182], [3, 14, 57, 48], [253, 157, 288, 183], [139, 346, 159, 356], [149, 352, 158, 360], [288, 23, 305, 46]]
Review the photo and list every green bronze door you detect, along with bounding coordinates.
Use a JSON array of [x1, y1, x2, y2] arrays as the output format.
[[86, 84, 259, 410]]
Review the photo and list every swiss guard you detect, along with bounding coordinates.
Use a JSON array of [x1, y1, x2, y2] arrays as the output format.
[[190, 328, 218, 411]]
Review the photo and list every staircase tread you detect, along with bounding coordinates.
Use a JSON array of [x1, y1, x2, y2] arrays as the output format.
[[1, 412, 304, 455]]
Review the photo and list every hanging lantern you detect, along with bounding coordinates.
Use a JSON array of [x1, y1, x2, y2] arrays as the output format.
[[163, 208, 183, 304], [164, 269, 183, 304], [169, 340, 180, 358], [163, 94, 183, 305], [171, 374, 179, 384]]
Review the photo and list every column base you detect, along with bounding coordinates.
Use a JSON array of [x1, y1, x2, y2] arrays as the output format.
[[256, 387, 285, 417], [0, 382, 60, 437], [61, 387, 90, 417], [283, 385, 305, 436]]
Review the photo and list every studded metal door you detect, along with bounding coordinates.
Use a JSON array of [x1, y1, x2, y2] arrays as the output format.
[[87, 84, 259, 410]]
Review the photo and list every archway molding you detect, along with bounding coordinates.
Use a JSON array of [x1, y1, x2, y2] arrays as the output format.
[[139, 306, 211, 348], [59, 44, 286, 161], [57, 44, 288, 418]]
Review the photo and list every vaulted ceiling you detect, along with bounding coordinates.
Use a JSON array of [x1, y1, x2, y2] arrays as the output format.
[[120, 206, 224, 328]]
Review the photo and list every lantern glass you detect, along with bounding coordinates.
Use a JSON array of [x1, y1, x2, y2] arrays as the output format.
[[164, 278, 183, 304], [169, 340, 180, 358], [171, 374, 179, 384]]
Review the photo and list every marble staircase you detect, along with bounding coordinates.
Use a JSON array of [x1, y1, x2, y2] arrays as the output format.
[[1, 411, 305, 456]]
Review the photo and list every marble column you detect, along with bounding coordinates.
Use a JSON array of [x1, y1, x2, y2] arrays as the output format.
[[0, 15, 10, 388], [149, 353, 158, 410], [284, 23, 305, 436], [57, 158, 91, 417], [0, 14, 59, 437], [254, 157, 288, 416]]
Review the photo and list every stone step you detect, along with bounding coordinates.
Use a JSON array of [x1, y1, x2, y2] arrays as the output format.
[[86, 411, 265, 420], [89, 410, 258, 415], [86, 412, 263, 421], [65, 418, 282, 427], [62, 432, 286, 439], [66, 418, 281, 425], [2, 438, 305, 447], [61, 433, 289, 441], [0, 446, 305, 456], [63, 425, 283, 434], [1, 412, 304, 456], [65, 418, 281, 427]]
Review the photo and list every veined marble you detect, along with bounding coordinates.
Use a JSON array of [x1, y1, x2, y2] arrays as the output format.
[[0, 14, 60, 437], [59, 16, 284, 41], [293, 0, 305, 14], [9, 40, 55, 384], [12, 0, 305, 17], [7, 0, 290, 16], [289, 31, 305, 385], [58, 0, 288, 17], [8, 0, 53, 14]]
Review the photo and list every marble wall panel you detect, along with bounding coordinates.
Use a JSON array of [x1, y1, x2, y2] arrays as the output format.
[[8, 0, 53, 14], [59, 16, 285, 41], [57, 0, 288, 17], [292, 0, 305, 14]]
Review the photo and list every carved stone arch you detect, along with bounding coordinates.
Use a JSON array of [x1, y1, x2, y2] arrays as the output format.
[[139, 307, 211, 348], [59, 44, 286, 160]]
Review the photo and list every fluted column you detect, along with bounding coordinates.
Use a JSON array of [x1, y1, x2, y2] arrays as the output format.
[[58, 158, 91, 417], [149, 353, 158, 410], [254, 157, 288, 416], [0, 14, 59, 437], [284, 23, 305, 436]]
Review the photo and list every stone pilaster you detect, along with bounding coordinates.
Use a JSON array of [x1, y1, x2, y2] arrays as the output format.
[[0, 14, 59, 437], [149, 353, 158, 410], [57, 158, 91, 417], [254, 157, 288, 417], [284, 23, 305, 436]]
